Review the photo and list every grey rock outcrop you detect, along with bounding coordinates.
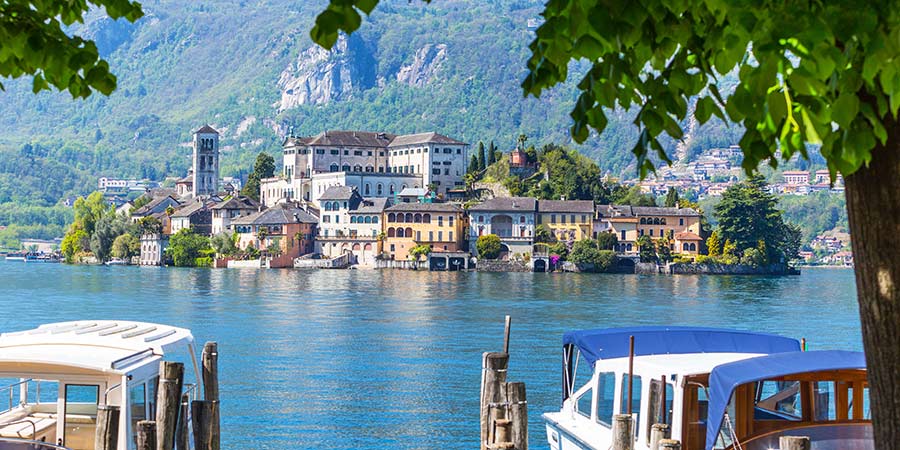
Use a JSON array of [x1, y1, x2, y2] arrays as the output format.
[[396, 44, 447, 87]]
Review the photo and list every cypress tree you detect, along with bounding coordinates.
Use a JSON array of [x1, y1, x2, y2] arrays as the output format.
[[468, 154, 479, 173], [665, 187, 680, 207], [476, 141, 486, 171]]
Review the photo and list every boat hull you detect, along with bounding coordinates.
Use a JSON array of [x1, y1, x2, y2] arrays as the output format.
[[543, 413, 602, 450]]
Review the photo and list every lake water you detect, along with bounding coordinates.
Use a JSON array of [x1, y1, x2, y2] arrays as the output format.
[[0, 261, 861, 449]]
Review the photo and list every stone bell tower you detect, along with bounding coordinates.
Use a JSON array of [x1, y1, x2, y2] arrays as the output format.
[[192, 125, 219, 197]]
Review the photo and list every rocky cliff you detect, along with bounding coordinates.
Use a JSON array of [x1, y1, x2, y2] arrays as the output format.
[[396, 44, 447, 88]]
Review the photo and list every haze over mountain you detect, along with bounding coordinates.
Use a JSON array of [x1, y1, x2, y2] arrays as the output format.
[[0, 0, 751, 207]]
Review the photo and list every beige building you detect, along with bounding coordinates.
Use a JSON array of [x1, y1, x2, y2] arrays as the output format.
[[315, 186, 389, 266], [210, 196, 260, 236], [596, 205, 703, 255], [383, 202, 466, 260]]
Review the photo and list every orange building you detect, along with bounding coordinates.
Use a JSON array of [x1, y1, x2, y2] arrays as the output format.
[[383, 202, 466, 260]]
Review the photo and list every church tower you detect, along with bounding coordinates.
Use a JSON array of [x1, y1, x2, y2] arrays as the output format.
[[192, 125, 219, 197]]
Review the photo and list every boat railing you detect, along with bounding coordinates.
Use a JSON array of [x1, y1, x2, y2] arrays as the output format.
[[0, 379, 33, 414], [0, 437, 68, 449]]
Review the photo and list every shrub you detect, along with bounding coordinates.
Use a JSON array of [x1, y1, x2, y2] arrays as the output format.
[[695, 255, 713, 264], [476, 234, 502, 259], [548, 241, 569, 260]]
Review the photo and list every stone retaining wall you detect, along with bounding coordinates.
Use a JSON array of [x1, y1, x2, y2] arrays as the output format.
[[669, 262, 800, 275], [477, 259, 531, 272]]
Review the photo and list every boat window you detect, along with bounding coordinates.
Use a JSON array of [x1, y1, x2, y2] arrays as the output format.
[[596, 372, 616, 427], [573, 361, 593, 419], [620, 374, 642, 435], [64, 384, 99, 450], [129, 383, 147, 446], [755, 380, 802, 420], [576, 388, 592, 419], [148, 376, 159, 420], [814, 381, 836, 421]]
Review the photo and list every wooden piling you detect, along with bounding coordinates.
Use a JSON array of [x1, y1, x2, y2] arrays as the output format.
[[650, 424, 670, 450], [506, 382, 527, 450], [156, 361, 185, 450], [191, 401, 216, 450], [201, 342, 220, 450], [658, 439, 681, 450], [627, 336, 635, 415], [503, 315, 512, 354], [94, 405, 119, 450], [612, 414, 634, 450], [176, 393, 189, 450], [480, 352, 509, 450], [136, 420, 157, 450], [779, 436, 811, 450]]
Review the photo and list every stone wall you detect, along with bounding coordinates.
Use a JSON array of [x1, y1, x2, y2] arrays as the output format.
[[635, 262, 662, 274], [477, 259, 532, 272], [375, 259, 427, 270], [669, 262, 800, 275]]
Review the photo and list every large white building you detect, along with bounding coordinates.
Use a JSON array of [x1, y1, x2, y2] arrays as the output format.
[[315, 186, 389, 266], [260, 130, 468, 207]]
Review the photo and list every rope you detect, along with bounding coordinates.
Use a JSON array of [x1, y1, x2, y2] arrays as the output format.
[[723, 412, 744, 450]]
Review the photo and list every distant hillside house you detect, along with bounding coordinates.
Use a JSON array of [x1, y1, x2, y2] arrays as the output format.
[[260, 130, 468, 207], [783, 170, 810, 185]]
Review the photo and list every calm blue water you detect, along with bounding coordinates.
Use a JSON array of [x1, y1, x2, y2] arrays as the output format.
[[0, 261, 861, 449]]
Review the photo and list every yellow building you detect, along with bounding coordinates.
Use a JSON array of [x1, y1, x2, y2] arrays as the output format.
[[596, 205, 704, 255], [383, 202, 467, 260], [536, 200, 595, 242]]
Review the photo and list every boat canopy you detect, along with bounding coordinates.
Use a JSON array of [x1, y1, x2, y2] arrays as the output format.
[[705, 350, 867, 450], [562, 326, 800, 366]]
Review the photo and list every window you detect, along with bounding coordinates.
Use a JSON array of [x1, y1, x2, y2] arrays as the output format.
[[330, 150, 339, 155], [416, 231, 421, 241], [344, 150, 349, 155], [354, 150, 363, 156], [373, 216, 378, 224], [330, 163, 339, 172], [457, 148, 462, 154], [390, 244, 395, 251], [650, 229, 654, 236], [597, 372, 616, 427], [449, 231, 453, 241], [680, 218, 684, 226], [368, 151, 373, 156], [438, 231, 443, 241], [377, 184, 383, 195], [561, 214, 566, 224], [429, 231, 434, 241], [444, 168, 450, 175], [316, 149, 325, 154], [582, 215, 587, 223], [438, 216, 443, 227], [449, 216, 454, 227], [433, 169, 441, 175], [551, 214, 556, 224], [621, 374, 642, 434], [129, 383, 147, 446]]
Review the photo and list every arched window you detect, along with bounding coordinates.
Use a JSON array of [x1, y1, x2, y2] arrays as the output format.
[[342, 164, 351, 172], [365, 184, 371, 195], [423, 214, 431, 223], [372, 216, 378, 224], [350, 216, 357, 224], [366, 165, 374, 172], [390, 184, 395, 194], [660, 218, 667, 225], [324, 202, 332, 211], [402, 184, 408, 190], [330, 163, 339, 172], [354, 165, 362, 172], [653, 218, 661, 225], [683, 243, 690, 251], [689, 243, 697, 251], [396, 228, 405, 238], [640, 218, 646, 224], [388, 228, 396, 237], [406, 227, 413, 238], [377, 184, 383, 195], [520, 216, 526, 223], [364, 216, 372, 224], [627, 243, 633, 251], [414, 213, 422, 223], [388, 213, 396, 222], [405, 213, 413, 222]]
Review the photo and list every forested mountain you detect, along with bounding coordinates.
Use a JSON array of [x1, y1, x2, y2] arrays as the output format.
[[0, 0, 745, 206]]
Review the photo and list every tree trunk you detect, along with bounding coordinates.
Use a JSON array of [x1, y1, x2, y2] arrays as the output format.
[[844, 116, 900, 450]]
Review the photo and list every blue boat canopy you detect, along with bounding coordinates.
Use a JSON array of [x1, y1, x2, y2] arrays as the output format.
[[705, 350, 867, 450], [562, 326, 800, 367]]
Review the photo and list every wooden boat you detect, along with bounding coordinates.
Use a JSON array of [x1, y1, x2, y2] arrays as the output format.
[[543, 326, 871, 450], [0, 321, 201, 450]]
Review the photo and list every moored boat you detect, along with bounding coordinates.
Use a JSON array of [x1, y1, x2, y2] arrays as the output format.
[[24, 254, 59, 263], [4, 253, 26, 262], [544, 326, 871, 450], [0, 321, 201, 450]]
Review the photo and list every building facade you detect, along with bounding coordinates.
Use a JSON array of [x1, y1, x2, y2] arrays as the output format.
[[782, 170, 809, 185], [170, 200, 213, 236], [192, 125, 220, 197], [315, 186, 388, 266], [211, 196, 260, 236], [230, 203, 318, 267], [596, 205, 703, 255], [139, 233, 168, 266], [468, 197, 537, 258], [383, 203, 466, 260], [536, 200, 595, 242]]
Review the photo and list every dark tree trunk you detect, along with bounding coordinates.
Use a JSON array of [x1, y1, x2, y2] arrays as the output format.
[[844, 115, 900, 450]]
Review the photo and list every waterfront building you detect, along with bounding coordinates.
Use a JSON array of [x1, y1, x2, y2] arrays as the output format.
[[210, 196, 260, 236], [139, 233, 168, 266], [383, 202, 466, 260], [596, 205, 703, 255], [130, 195, 180, 223], [263, 130, 468, 207], [782, 170, 809, 185], [596, 204, 639, 254], [316, 186, 388, 266], [230, 203, 318, 267], [192, 125, 220, 197], [536, 200, 594, 242], [468, 197, 537, 258], [170, 199, 213, 236]]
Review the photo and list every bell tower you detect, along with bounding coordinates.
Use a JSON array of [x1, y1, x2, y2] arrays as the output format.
[[192, 125, 219, 197]]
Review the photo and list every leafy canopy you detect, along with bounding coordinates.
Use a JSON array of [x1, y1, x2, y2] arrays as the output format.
[[313, 1, 900, 179], [0, 0, 143, 97]]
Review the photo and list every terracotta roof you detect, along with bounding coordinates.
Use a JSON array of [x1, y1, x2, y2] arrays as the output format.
[[195, 124, 219, 135], [538, 200, 595, 213], [307, 131, 396, 148], [674, 232, 703, 241], [630, 206, 701, 217], [211, 196, 259, 210], [386, 202, 462, 213], [388, 132, 467, 147], [318, 186, 356, 201], [469, 197, 537, 212], [231, 204, 317, 226]]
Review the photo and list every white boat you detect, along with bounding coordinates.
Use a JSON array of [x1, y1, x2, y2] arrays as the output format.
[[544, 326, 871, 450], [24, 254, 60, 264], [104, 259, 127, 266], [0, 321, 201, 450]]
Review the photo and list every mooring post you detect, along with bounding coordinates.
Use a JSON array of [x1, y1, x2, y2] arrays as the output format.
[[779, 436, 811, 450], [658, 439, 681, 450], [650, 424, 670, 450], [136, 420, 157, 450], [506, 381, 527, 450], [503, 315, 511, 354], [201, 342, 220, 450], [156, 361, 184, 450], [191, 401, 215, 450], [481, 352, 509, 450], [612, 414, 634, 450], [176, 393, 190, 450], [94, 404, 120, 450]]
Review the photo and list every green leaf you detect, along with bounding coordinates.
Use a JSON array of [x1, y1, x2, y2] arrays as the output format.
[[832, 92, 860, 129]]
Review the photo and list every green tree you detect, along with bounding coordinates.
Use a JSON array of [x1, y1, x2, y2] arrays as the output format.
[[569, 239, 617, 271], [241, 152, 276, 201], [721, 239, 738, 265], [714, 176, 798, 261], [0, 0, 143, 97], [476, 234, 502, 259], [166, 228, 211, 267], [595, 231, 618, 250], [409, 244, 432, 261], [468, 154, 479, 174], [637, 235, 656, 263], [664, 187, 680, 208], [90, 213, 128, 262], [210, 232, 239, 257], [548, 241, 569, 261], [137, 216, 163, 235], [487, 141, 497, 165], [60, 226, 89, 263], [781, 223, 803, 262], [129, 195, 152, 214], [534, 224, 555, 244], [609, 185, 657, 207], [73, 191, 111, 235], [657, 238, 672, 263], [110, 233, 139, 259], [706, 230, 722, 257], [476, 141, 486, 172]]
